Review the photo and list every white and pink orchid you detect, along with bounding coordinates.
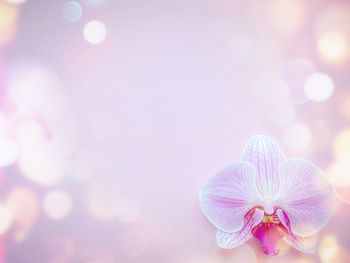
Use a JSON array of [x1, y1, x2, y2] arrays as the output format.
[[200, 135, 335, 255]]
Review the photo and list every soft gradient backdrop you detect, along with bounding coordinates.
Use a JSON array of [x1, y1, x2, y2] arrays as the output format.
[[0, 0, 349, 262]]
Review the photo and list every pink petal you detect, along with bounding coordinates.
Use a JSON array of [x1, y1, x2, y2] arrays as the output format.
[[275, 160, 335, 237], [241, 135, 285, 199], [277, 209, 317, 253], [200, 162, 261, 232], [216, 209, 264, 249]]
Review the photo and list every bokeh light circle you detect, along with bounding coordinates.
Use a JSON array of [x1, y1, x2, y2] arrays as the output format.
[[329, 157, 350, 188], [0, 137, 18, 167], [317, 31, 349, 65], [62, 1, 83, 22], [0, 1, 19, 45], [0, 204, 13, 234], [0, 2, 18, 28], [315, 2, 350, 65], [6, 187, 39, 229], [7, 62, 63, 115], [304, 73, 335, 102], [43, 190, 73, 220], [268, 0, 304, 35], [83, 20, 107, 44], [15, 120, 47, 149], [318, 235, 340, 263], [86, 181, 142, 223], [329, 157, 350, 204], [5, 0, 27, 4], [332, 129, 350, 159], [83, 0, 106, 6], [18, 143, 67, 187], [280, 58, 315, 103]]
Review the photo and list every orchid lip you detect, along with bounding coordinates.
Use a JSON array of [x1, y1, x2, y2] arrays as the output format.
[[251, 208, 288, 255]]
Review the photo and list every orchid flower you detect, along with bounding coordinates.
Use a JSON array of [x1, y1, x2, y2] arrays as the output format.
[[200, 135, 335, 255]]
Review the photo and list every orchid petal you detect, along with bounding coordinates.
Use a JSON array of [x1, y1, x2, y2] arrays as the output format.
[[200, 162, 261, 232], [216, 209, 264, 249], [283, 235, 317, 254], [277, 209, 317, 253], [276, 160, 335, 237], [241, 135, 285, 199]]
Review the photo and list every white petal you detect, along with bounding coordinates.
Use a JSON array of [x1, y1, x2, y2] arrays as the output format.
[[241, 135, 285, 199], [216, 209, 264, 249], [283, 235, 317, 254], [200, 162, 261, 232], [277, 208, 317, 254], [276, 159, 335, 236]]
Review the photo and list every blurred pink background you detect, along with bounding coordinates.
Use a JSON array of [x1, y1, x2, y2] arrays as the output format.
[[0, 0, 349, 262]]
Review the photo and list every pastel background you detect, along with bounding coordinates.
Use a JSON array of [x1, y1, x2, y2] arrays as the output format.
[[0, 0, 349, 262]]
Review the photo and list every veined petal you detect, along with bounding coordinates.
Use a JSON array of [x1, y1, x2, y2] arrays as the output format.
[[284, 235, 317, 254], [241, 135, 285, 199], [217, 209, 264, 249], [275, 160, 335, 237], [200, 162, 261, 233], [277, 209, 317, 254]]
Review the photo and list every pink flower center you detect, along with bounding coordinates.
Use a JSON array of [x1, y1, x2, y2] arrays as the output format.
[[252, 210, 288, 255]]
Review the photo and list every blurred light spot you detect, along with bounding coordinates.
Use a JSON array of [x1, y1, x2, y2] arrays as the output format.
[[0, 111, 10, 136], [319, 235, 340, 263], [268, 0, 304, 35], [0, 204, 13, 234], [0, 137, 18, 167], [0, 2, 18, 45], [5, 0, 27, 4], [86, 182, 142, 222], [83, 0, 106, 6], [83, 20, 107, 44], [329, 157, 350, 204], [280, 58, 315, 103], [332, 129, 350, 159], [268, 103, 297, 127], [315, 1, 350, 53], [317, 31, 349, 65], [43, 190, 73, 220], [12, 228, 30, 243], [329, 157, 350, 185], [0, 2, 17, 28], [63, 1, 82, 22], [283, 122, 312, 151], [6, 187, 39, 229], [304, 73, 334, 102], [86, 182, 120, 221], [15, 120, 47, 149], [341, 97, 350, 120], [7, 62, 63, 115], [19, 142, 67, 186]]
